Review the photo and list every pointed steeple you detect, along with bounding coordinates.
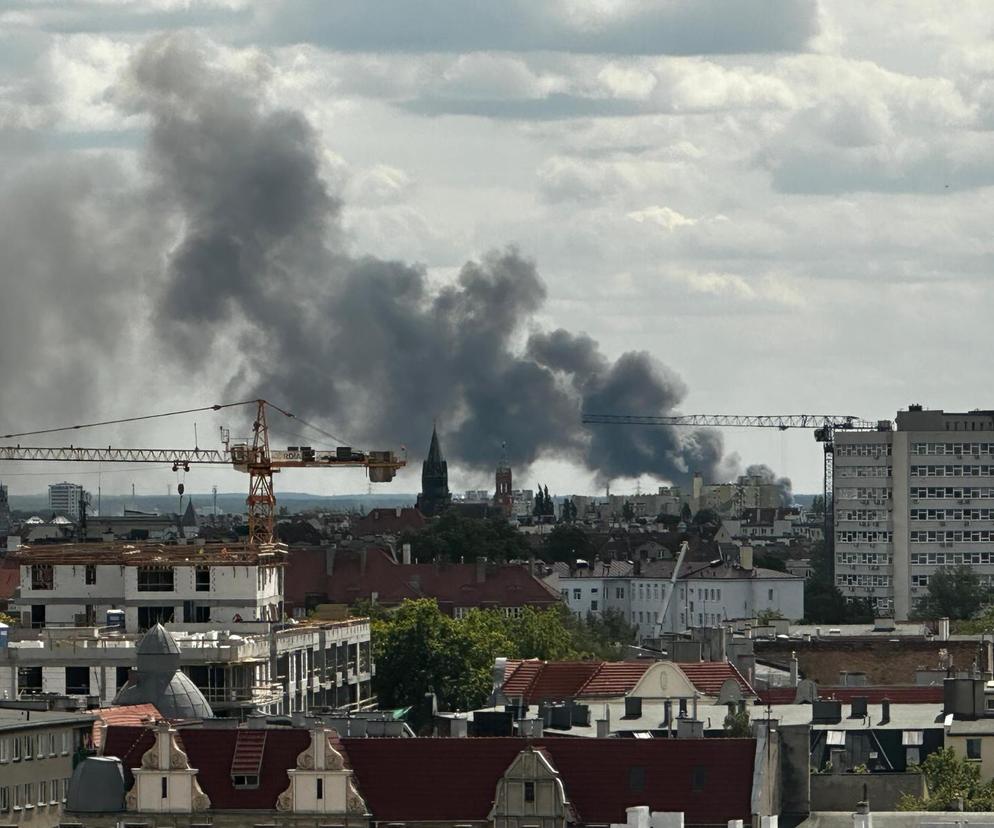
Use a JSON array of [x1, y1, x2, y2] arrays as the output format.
[[417, 424, 451, 517], [427, 425, 444, 466]]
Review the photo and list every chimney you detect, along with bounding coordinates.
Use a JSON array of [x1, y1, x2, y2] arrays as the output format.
[[450, 716, 468, 738], [939, 617, 950, 641], [789, 651, 799, 687], [678, 698, 688, 718], [476, 556, 487, 583], [596, 718, 610, 738], [402, 543, 412, 565], [325, 548, 336, 576], [880, 698, 891, 725], [740, 546, 753, 571], [850, 697, 868, 719], [663, 700, 672, 728]]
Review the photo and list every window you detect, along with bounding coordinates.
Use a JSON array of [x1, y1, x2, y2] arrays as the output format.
[[39, 781, 47, 806], [12, 735, 20, 762], [161, 777, 168, 799], [117, 666, 132, 690], [66, 666, 90, 695], [195, 566, 211, 592], [13, 784, 20, 810], [137, 566, 174, 592], [590, 600, 598, 611], [84, 565, 96, 585], [523, 781, 535, 802], [768, 589, 774, 601], [628, 766, 645, 792], [968, 738, 983, 760], [233, 775, 259, 789], [0, 736, 8, 763], [23, 735, 32, 760], [24, 783, 33, 808], [572, 589, 581, 600], [138, 606, 174, 629], [316, 778, 323, 800], [61, 731, 70, 755], [0, 786, 8, 812], [31, 564, 53, 590], [616, 587, 624, 599], [195, 606, 210, 623], [49, 778, 58, 804]]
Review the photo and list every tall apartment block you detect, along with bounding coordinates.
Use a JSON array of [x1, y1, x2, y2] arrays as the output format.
[[48, 481, 84, 521], [834, 405, 994, 620]]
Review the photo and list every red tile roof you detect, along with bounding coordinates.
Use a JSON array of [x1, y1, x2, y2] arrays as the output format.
[[353, 507, 426, 535], [757, 685, 944, 705], [284, 546, 561, 614], [578, 661, 653, 697], [675, 662, 755, 696], [91, 705, 161, 749], [101, 725, 312, 809], [343, 737, 754, 825]]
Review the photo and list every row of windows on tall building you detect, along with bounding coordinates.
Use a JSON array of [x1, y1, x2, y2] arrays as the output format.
[[836, 444, 893, 457], [836, 574, 892, 587], [837, 509, 889, 522], [911, 551, 994, 566], [29, 564, 213, 592], [836, 487, 892, 501], [909, 508, 994, 521], [836, 530, 893, 543], [910, 487, 994, 499], [910, 530, 994, 543], [837, 466, 893, 478], [911, 465, 994, 477], [912, 442, 994, 456], [836, 552, 893, 565]]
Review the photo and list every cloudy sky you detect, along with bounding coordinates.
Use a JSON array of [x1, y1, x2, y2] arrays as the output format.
[[1, 0, 991, 502]]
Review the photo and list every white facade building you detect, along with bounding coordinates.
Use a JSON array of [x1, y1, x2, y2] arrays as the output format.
[[554, 558, 804, 636], [48, 482, 84, 521], [1, 542, 373, 716], [834, 405, 994, 620]]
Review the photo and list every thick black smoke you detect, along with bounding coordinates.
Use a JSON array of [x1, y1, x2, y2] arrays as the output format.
[[745, 463, 793, 507], [119, 34, 743, 488]]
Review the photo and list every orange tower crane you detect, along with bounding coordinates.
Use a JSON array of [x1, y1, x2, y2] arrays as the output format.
[[0, 399, 406, 545]]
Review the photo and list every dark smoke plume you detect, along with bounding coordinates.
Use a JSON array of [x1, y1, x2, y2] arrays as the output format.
[[745, 463, 793, 506], [0, 33, 775, 491], [120, 33, 741, 488]]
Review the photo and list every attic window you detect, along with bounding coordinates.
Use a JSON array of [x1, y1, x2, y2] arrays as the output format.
[[524, 781, 535, 802], [233, 775, 259, 789], [826, 731, 846, 747]]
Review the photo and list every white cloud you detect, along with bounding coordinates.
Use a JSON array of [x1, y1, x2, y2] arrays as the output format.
[[626, 205, 696, 231]]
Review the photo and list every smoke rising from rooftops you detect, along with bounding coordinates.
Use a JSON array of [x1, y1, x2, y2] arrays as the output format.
[[127, 34, 746, 488], [0, 33, 787, 494]]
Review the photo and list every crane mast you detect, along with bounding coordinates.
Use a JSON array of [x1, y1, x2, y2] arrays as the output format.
[[0, 399, 406, 545]]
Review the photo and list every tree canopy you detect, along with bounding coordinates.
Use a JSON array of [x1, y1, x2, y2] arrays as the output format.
[[899, 748, 994, 811], [368, 599, 636, 718], [398, 511, 531, 563], [913, 565, 989, 621], [542, 523, 595, 562]]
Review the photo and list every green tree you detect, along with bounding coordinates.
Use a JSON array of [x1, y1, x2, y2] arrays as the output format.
[[509, 606, 578, 661], [898, 748, 994, 811], [680, 502, 693, 523], [809, 495, 825, 515], [533, 485, 545, 517], [543, 486, 554, 516], [914, 565, 989, 621], [622, 500, 635, 521], [755, 552, 787, 573], [723, 708, 752, 737], [803, 547, 873, 625], [398, 511, 531, 564], [692, 508, 721, 538], [542, 524, 594, 563]]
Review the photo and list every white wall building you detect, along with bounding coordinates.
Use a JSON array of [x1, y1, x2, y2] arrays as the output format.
[[1, 542, 373, 716], [10, 543, 284, 630], [834, 405, 994, 620], [48, 482, 85, 521], [553, 556, 804, 637]]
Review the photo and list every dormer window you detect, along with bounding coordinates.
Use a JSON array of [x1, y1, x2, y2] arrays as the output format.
[[523, 781, 535, 802]]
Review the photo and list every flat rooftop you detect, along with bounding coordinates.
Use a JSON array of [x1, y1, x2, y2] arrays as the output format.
[[10, 540, 288, 566]]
